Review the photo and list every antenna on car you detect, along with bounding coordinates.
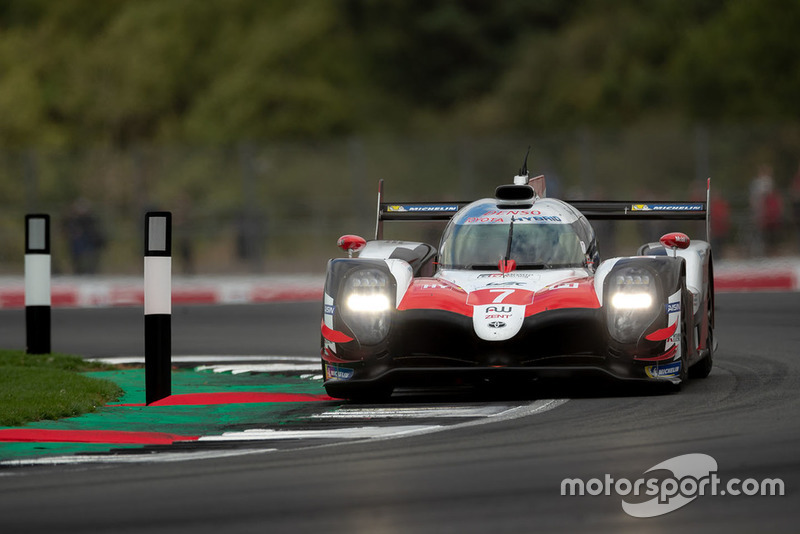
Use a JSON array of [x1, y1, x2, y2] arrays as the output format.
[[513, 146, 531, 185]]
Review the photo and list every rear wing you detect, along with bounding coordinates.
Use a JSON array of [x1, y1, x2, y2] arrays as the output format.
[[375, 180, 470, 239], [567, 178, 711, 241], [566, 200, 706, 220], [375, 178, 711, 241]]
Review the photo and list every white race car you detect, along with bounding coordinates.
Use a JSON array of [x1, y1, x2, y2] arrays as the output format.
[[321, 165, 715, 400]]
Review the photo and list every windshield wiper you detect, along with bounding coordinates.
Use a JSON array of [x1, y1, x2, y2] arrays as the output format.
[[465, 264, 500, 270]]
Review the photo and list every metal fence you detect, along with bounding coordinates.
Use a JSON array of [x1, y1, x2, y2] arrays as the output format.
[[1, 122, 799, 275]]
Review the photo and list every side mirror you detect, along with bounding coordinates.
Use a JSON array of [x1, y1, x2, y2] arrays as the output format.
[[337, 235, 366, 257], [659, 232, 690, 256]]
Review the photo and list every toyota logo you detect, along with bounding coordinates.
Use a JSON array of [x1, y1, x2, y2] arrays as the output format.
[[488, 321, 506, 329]]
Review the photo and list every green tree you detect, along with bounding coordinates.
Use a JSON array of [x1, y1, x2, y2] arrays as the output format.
[[672, 0, 800, 120]]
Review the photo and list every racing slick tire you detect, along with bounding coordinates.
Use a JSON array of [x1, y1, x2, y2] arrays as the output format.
[[690, 275, 714, 379], [667, 277, 690, 392], [678, 281, 689, 384]]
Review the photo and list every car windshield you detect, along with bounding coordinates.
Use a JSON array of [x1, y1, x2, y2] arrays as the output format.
[[439, 202, 586, 270]]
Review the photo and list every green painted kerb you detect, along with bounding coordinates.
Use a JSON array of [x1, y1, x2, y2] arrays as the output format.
[[0, 368, 333, 461]]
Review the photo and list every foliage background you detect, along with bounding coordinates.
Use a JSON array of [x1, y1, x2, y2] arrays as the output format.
[[0, 0, 798, 273]]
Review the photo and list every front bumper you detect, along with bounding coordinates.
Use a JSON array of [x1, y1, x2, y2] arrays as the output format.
[[323, 307, 681, 389]]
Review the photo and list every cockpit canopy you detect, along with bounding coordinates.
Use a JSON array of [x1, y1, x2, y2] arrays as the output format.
[[438, 198, 596, 270]]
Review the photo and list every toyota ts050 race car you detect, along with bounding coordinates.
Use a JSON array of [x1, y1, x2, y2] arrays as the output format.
[[320, 167, 715, 401]]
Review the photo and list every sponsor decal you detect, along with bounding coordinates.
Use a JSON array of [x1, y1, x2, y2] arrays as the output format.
[[466, 215, 561, 223], [484, 281, 526, 287], [549, 282, 580, 290], [325, 364, 354, 381], [420, 283, 449, 289], [478, 273, 537, 279], [485, 306, 512, 313], [482, 209, 542, 216], [666, 302, 681, 314], [645, 361, 681, 378], [466, 217, 504, 223], [667, 333, 681, 345], [324, 304, 335, 315], [388, 204, 459, 213], [487, 321, 506, 329], [517, 215, 561, 222], [485, 314, 511, 319], [631, 204, 705, 212], [561, 453, 785, 518]]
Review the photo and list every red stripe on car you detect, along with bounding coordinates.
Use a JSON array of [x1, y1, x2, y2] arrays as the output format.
[[645, 321, 677, 341], [635, 345, 678, 362], [398, 279, 472, 315], [321, 321, 354, 343]]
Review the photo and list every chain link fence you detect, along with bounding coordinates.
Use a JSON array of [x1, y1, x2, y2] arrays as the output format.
[[1, 122, 798, 275]]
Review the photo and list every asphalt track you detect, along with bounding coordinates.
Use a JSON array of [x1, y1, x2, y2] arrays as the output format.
[[1, 292, 799, 533]]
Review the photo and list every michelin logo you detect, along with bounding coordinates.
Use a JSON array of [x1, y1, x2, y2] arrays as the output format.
[[645, 362, 681, 378], [631, 204, 704, 212], [387, 204, 459, 212]]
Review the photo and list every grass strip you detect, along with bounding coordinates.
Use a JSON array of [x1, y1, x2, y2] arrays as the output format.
[[0, 350, 122, 426]]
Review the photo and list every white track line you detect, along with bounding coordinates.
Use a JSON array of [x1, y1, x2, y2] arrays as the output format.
[[88, 355, 318, 365], [311, 405, 516, 419], [358, 398, 569, 444], [199, 399, 568, 444], [198, 425, 440, 442], [1, 448, 276, 467], [195, 364, 321, 374]]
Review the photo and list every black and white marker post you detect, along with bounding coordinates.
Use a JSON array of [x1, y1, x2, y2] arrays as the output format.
[[144, 212, 172, 405], [25, 214, 51, 354]]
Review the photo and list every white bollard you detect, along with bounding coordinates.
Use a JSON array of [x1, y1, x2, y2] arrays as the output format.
[[25, 214, 51, 354], [144, 212, 172, 404]]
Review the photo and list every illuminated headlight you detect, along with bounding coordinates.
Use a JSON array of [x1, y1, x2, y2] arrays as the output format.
[[606, 268, 659, 344], [346, 293, 391, 312], [611, 292, 653, 309], [340, 268, 393, 345]]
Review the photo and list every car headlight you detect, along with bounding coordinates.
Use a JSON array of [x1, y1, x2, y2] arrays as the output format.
[[606, 269, 659, 343], [610, 292, 653, 309], [340, 268, 393, 345], [346, 293, 391, 313]]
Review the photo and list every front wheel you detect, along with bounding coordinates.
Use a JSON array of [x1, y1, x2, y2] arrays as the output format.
[[690, 284, 714, 379], [678, 288, 689, 384], [667, 279, 689, 391]]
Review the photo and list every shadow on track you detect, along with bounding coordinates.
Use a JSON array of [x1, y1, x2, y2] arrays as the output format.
[[349, 376, 676, 405]]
